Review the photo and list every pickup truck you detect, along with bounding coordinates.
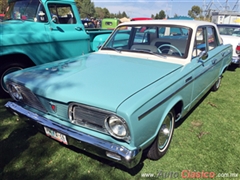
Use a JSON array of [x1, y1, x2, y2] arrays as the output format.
[[0, 0, 112, 98]]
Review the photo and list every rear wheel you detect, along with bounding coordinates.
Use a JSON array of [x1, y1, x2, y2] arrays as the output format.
[[212, 75, 222, 92], [147, 109, 175, 160], [0, 62, 27, 98]]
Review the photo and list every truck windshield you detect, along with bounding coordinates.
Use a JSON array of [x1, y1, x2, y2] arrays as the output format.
[[4, 0, 40, 21]]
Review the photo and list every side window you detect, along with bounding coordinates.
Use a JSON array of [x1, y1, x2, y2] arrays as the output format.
[[207, 26, 217, 50], [170, 27, 181, 36], [48, 4, 76, 24], [159, 27, 165, 36], [133, 26, 151, 43], [193, 27, 206, 57], [105, 28, 130, 49]]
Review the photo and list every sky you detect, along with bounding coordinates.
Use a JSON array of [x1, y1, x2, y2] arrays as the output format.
[[91, 0, 240, 18]]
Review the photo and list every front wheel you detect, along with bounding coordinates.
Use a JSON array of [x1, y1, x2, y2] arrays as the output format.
[[147, 109, 175, 160], [0, 62, 27, 98]]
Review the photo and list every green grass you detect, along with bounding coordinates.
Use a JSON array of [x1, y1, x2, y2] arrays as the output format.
[[1, 65, 240, 180]]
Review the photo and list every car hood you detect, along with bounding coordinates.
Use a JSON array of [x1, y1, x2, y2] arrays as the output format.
[[6, 53, 182, 111]]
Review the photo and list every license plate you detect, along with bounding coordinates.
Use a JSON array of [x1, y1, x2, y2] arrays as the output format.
[[44, 127, 68, 145]]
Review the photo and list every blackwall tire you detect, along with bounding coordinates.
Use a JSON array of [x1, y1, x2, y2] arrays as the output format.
[[0, 62, 26, 98]]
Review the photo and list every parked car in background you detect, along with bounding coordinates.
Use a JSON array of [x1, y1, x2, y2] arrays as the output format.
[[5, 20, 232, 168], [130, 17, 152, 21], [81, 19, 96, 28], [101, 18, 121, 29], [0, 14, 4, 21], [216, 24, 240, 65]]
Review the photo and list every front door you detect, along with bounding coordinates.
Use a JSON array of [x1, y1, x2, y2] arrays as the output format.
[[45, 2, 90, 60]]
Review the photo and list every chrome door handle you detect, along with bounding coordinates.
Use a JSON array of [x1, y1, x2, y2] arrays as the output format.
[[75, 27, 83, 31], [212, 59, 217, 64]]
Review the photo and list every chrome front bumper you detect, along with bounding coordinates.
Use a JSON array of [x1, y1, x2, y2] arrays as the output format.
[[5, 101, 142, 168]]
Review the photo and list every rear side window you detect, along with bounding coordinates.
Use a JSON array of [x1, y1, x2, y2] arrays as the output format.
[[206, 26, 218, 50]]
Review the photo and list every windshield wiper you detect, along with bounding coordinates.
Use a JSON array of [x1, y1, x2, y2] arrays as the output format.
[[131, 49, 166, 58], [101, 47, 122, 53]]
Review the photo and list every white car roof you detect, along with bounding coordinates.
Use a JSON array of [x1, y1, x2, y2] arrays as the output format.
[[118, 20, 216, 29]]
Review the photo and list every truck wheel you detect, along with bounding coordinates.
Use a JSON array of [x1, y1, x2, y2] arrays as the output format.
[[0, 62, 26, 98], [211, 75, 222, 92], [147, 109, 175, 160]]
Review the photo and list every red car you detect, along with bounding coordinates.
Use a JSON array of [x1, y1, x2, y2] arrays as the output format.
[[0, 14, 4, 21], [131, 17, 152, 21]]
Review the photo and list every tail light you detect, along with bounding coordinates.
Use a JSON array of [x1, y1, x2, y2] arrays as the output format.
[[236, 43, 240, 54]]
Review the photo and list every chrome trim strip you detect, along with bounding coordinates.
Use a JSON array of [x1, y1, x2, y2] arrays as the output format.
[[5, 101, 142, 168]]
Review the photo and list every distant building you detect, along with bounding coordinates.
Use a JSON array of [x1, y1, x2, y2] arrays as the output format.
[[212, 11, 240, 24]]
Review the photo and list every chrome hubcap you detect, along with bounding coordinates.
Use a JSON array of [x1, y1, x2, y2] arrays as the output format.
[[158, 112, 173, 152], [216, 76, 221, 88]]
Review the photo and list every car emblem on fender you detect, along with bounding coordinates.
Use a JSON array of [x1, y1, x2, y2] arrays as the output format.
[[49, 102, 57, 113]]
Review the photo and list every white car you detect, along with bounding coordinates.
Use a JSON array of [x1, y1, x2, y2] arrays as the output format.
[[217, 24, 240, 65]]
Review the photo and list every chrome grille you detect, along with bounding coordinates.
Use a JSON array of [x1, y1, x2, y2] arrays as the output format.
[[69, 103, 111, 133], [18, 84, 47, 113]]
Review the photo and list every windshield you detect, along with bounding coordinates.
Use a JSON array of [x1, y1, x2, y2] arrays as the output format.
[[4, 0, 40, 21], [102, 24, 191, 58], [217, 25, 240, 37]]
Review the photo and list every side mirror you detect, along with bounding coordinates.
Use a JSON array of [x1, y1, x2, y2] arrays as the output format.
[[38, 11, 45, 22], [198, 51, 208, 66], [199, 50, 208, 60]]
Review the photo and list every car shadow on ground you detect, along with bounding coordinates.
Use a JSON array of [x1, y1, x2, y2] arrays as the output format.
[[227, 63, 239, 71], [0, 123, 38, 176], [62, 143, 145, 176]]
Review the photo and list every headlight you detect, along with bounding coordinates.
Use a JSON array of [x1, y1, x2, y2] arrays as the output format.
[[105, 115, 130, 141], [7, 83, 23, 101]]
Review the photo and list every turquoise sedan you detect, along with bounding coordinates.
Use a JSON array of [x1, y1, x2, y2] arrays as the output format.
[[4, 20, 232, 168]]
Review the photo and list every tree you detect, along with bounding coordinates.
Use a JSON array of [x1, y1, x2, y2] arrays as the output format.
[[154, 10, 166, 19], [103, 7, 110, 18], [0, 0, 9, 14], [121, 11, 127, 18], [158, 10, 166, 19], [75, 0, 95, 19], [188, 5, 202, 19], [95, 7, 105, 19]]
